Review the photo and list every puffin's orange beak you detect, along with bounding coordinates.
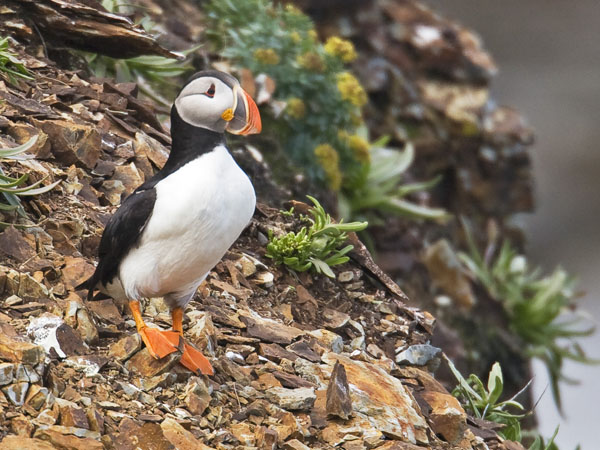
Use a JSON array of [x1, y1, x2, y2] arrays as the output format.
[[226, 85, 262, 135]]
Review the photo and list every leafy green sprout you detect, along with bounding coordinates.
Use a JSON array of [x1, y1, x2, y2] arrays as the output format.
[[265, 196, 367, 278], [447, 355, 528, 441], [339, 136, 450, 223], [446, 356, 559, 449], [458, 221, 598, 410], [0, 136, 61, 225], [0, 36, 33, 85]]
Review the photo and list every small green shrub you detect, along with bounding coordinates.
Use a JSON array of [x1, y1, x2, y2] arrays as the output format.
[[0, 36, 33, 85], [265, 196, 367, 278], [458, 224, 597, 409], [0, 136, 61, 224]]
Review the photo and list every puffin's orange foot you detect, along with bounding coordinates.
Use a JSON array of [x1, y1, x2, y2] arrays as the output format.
[[180, 342, 214, 376], [139, 327, 182, 359]]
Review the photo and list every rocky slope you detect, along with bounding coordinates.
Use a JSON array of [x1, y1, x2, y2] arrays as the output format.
[[0, 1, 532, 449]]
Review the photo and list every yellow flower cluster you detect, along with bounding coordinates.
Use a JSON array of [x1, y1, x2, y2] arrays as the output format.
[[314, 144, 342, 191], [324, 36, 357, 63], [347, 134, 370, 164], [285, 3, 302, 15], [290, 31, 302, 43], [336, 72, 367, 107], [253, 48, 280, 65], [286, 97, 306, 119], [297, 52, 325, 72]]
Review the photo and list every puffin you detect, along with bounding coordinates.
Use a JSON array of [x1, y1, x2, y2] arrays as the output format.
[[80, 70, 261, 375]]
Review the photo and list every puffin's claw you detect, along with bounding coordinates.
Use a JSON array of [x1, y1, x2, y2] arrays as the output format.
[[180, 341, 214, 376]]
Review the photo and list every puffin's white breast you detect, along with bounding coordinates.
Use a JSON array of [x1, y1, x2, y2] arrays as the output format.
[[119, 146, 255, 300]]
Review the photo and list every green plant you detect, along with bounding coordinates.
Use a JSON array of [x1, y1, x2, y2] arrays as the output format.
[[447, 356, 528, 441], [205, 0, 367, 191], [265, 196, 367, 277], [458, 223, 597, 409], [0, 136, 61, 224], [338, 136, 450, 222], [0, 36, 33, 85], [447, 355, 560, 449]]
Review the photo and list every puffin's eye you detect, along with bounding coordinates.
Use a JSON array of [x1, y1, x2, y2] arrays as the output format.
[[205, 84, 216, 98]]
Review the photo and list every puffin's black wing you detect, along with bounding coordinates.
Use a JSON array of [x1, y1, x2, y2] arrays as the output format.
[[79, 187, 157, 299]]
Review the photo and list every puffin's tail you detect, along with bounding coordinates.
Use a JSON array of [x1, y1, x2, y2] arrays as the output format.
[[75, 273, 109, 301]]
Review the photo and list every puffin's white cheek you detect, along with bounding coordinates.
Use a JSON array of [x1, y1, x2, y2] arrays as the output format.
[[176, 96, 211, 127]]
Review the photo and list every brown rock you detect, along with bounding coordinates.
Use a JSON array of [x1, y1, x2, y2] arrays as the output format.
[[187, 311, 216, 356], [134, 131, 169, 168], [112, 419, 175, 450], [0, 333, 46, 366], [112, 163, 144, 195], [87, 299, 124, 326], [25, 385, 49, 410], [61, 256, 96, 291], [125, 347, 180, 377], [230, 422, 255, 446], [161, 417, 214, 449], [282, 439, 310, 450], [287, 340, 321, 362], [374, 442, 424, 450], [56, 323, 88, 356], [34, 119, 101, 169], [420, 391, 467, 444], [0, 226, 36, 263], [184, 377, 211, 416], [322, 353, 428, 444], [86, 408, 105, 433], [255, 426, 278, 450], [60, 404, 90, 429], [108, 333, 142, 362], [326, 361, 353, 420], [11, 413, 34, 436], [33, 428, 104, 450], [265, 387, 316, 411], [240, 313, 304, 345], [0, 363, 15, 385], [100, 179, 125, 205], [308, 329, 343, 353], [394, 366, 447, 393], [256, 372, 282, 389], [322, 308, 350, 330], [0, 436, 55, 450], [259, 342, 298, 362], [273, 370, 315, 389]]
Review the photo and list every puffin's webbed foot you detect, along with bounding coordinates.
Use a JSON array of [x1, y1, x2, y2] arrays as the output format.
[[139, 327, 181, 359], [129, 300, 180, 359], [172, 307, 214, 376], [180, 342, 214, 375]]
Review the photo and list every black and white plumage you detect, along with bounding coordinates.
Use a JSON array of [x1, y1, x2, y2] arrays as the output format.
[[80, 70, 261, 375]]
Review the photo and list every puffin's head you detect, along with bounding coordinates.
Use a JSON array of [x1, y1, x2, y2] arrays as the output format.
[[174, 70, 262, 135]]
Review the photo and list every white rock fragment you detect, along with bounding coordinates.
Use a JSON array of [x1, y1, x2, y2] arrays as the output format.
[[27, 314, 66, 359]]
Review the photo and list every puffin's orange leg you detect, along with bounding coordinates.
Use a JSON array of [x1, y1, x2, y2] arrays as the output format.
[[129, 301, 180, 359], [172, 307, 214, 376]]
